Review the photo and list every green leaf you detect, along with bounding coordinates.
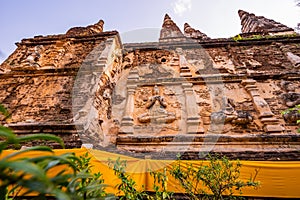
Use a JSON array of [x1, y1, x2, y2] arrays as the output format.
[[17, 134, 65, 148], [2, 146, 53, 160], [0, 126, 16, 142], [0, 160, 47, 181], [28, 154, 78, 173], [52, 189, 71, 200], [18, 179, 50, 194], [50, 173, 72, 184], [0, 104, 9, 117]]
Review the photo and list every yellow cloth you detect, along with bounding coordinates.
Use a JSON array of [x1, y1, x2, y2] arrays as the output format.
[[1, 148, 300, 198]]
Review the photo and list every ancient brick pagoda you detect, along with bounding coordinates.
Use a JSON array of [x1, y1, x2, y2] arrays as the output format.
[[0, 10, 299, 160]]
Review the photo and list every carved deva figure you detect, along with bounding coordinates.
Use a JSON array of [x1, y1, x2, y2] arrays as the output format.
[[138, 85, 176, 124]]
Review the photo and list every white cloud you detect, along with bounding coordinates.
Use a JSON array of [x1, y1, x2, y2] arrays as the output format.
[[172, 0, 192, 16]]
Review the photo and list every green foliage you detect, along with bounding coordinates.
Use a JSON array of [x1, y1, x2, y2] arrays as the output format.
[[0, 104, 10, 119], [0, 128, 111, 200], [170, 155, 260, 200], [281, 104, 300, 115], [109, 155, 259, 200], [0, 105, 112, 200], [150, 168, 174, 200], [0, 127, 76, 200], [232, 34, 243, 41], [108, 158, 149, 200], [281, 104, 300, 133], [0, 105, 70, 199], [68, 152, 113, 199], [232, 33, 298, 42], [0, 126, 65, 152]]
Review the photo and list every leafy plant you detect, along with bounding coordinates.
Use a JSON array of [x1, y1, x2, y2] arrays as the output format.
[[232, 33, 298, 42], [0, 105, 112, 200], [0, 104, 10, 120], [282, 104, 300, 133], [170, 154, 260, 200], [108, 158, 149, 200], [232, 34, 243, 42], [67, 152, 113, 199], [150, 167, 174, 200], [0, 126, 77, 200]]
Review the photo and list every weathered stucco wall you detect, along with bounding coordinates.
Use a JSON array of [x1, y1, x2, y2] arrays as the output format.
[[0, 23, 122, 147], [0, 13, 299, 160]]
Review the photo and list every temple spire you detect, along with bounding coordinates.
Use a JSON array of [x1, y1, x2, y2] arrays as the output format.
[[66, 19, 104, 36], [238, 10, 294, 35], [164, 13, 171, 21], [184, 23, 210, 40], [159, 14, 186, 42]]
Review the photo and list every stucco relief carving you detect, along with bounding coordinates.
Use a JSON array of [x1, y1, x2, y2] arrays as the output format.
[[138, 63, 176, 79], [10, 45, 44, 70], [280, 81, 300, 108], [210, 98, 253, 126], [137, 85, 176, 124]]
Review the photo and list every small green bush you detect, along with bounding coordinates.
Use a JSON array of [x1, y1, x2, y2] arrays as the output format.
[[170, 154, 260, 200], [150, 167, 174, 200], [282, 104, 300, 133], [108, 158, 149, 200]]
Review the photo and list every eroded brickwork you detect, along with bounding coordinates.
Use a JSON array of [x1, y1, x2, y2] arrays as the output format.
[[0, 20, 122, 148]]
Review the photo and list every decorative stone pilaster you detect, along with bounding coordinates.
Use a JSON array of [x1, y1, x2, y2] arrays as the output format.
[[182, 82, 204, 134], [242, 79, 284, 133], [119, 69, 139, 134], [179, 54, 192, 77]]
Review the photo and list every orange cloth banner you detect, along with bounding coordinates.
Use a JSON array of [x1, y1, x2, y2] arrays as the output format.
[[2, 148, 300, 198]]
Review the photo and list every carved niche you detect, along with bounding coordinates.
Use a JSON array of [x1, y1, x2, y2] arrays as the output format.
[[117, 58, 204, 136], [137, 85, 176, 124]]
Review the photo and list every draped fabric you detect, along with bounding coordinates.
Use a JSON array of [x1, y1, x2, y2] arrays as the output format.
[[2, 148, 300, 198]]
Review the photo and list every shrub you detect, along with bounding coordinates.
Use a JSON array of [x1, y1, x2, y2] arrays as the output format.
[[0, 126, 76, 200], [150, 167, 174, 200], [282, 104, 300, 133], [170, 154, 259, 200], [67, 152, 114, 199], [0, 106, 111, 200], [108, 158, 149, 200]]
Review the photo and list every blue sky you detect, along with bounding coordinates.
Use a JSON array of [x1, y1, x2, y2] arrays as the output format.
[[0, 0, 299, 63]]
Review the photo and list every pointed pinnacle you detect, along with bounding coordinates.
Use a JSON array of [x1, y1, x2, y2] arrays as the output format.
[[184, 23, 191, 30], [164, 13, 171, 21], [238, 9, 248, 18]]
